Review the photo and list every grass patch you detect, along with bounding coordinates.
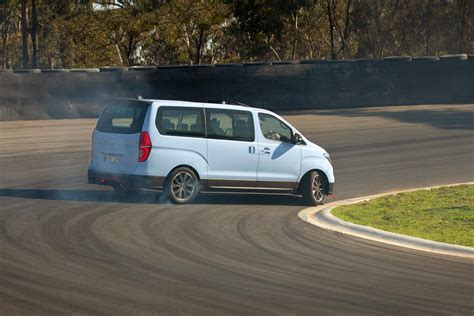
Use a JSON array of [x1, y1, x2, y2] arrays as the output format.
[[332, 185, 474, 247]]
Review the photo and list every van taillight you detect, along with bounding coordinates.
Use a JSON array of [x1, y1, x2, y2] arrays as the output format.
[[138, 131, 152, 162]]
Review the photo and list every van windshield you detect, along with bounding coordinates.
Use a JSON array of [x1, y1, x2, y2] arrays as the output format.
[[96, 100, 149, 134]]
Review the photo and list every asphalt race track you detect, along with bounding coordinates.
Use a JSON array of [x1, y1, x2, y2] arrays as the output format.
[[1, 104, 473, 314]]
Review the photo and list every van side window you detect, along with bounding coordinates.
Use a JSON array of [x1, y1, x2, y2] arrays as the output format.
[[258, 113, 293, 142], [206, 109, 255, 142], [156, 107, 205, 137]]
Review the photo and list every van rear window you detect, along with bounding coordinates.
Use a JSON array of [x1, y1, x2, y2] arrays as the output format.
[[96, 100, 149, 134]]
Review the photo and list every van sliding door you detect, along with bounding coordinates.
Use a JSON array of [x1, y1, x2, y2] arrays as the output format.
[[205, 108, 258, 189]]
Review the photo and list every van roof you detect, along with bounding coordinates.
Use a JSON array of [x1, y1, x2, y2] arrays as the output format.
[[107, 98, 295, 133], [114, 98, 266, 112]]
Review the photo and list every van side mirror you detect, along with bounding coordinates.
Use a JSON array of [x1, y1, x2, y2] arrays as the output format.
[[292, 133, 305, 145]]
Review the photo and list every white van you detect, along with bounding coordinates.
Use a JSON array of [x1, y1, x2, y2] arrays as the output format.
[[88, 99, 334, 205]]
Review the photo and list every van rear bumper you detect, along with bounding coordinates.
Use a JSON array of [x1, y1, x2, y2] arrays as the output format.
[[88, 169, 165, 189]]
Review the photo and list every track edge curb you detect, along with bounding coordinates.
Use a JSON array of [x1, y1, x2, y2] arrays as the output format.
[[298, 182, 474, 259]]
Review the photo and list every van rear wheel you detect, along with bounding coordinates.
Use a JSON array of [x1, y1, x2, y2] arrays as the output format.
[[302, 170, 327, 206], [167, 167, 199, 204]]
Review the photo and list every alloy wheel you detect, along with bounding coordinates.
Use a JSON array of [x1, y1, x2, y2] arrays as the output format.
[[171, 171, 196, 202], [312, 172, 324, 202]]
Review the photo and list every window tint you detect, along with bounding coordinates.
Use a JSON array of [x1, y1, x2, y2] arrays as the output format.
[[156, 106, 205, 137], [258, 113, 293, 142], [96, 100, 149, 134], [206, 109, 254, 142]]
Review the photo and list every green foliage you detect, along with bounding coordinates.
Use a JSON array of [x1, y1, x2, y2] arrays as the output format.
[[144, 0, 231, 65], [333, 185, 474, 247], [0, 0, 472, 68], [352, 0, 474, 57]]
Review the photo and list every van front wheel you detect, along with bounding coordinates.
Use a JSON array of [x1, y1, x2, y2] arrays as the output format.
[[167, 167, 199, 204], [301, 171, 327, 206]]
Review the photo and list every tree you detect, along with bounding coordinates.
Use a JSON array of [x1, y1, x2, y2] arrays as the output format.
[[1, 0, 473, 68], [145, 0, 230, 65], [454, 0, 473, 54], [30, 0, 37, 67], [0, 0, 19, 68], [20, 0, 28, 67], [324, 0, 353, 60], [231, 1, 289, 61]]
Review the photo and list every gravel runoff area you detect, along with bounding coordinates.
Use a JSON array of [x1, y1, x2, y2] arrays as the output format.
[[332, 185, 474, 247]]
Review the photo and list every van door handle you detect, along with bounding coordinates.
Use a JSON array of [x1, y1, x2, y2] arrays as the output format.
[[260, 147, 271, 155], [248, 146, 256, 154]]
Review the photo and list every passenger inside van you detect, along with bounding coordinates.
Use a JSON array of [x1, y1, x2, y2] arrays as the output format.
[[210, 118, 225, 135]]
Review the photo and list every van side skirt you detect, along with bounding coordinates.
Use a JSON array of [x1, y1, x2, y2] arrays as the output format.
[[88, 169, 165, 189], [203, 179, 297, 193]]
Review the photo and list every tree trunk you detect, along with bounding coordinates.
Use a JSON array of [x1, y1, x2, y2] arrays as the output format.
[[341, 0, 352, 56], [326, 0, 336, 60], [424, 1, 433, 56], [115, 44, 124, 66], [291, 10, 300, 60], [1, 19, 9, 69], [31, 0, 38, 68], [194, 26, 205, 65], [2, 34, 7, 69], [58, 2, 72, 68], [457, 0, 467, 53], [21, 0, 30, 68], [126, 34, 134, 65]]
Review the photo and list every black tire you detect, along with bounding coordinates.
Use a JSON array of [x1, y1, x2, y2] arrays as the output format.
[[301, 170, 327, 206], [113, 183, 139, 198], [166, 167, 200, 204]]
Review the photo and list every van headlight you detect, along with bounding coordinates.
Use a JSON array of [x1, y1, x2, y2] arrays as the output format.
[[323, 153, 332, 164]]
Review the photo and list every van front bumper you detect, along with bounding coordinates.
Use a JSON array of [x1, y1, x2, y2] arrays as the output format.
[[88, 169, 165, 189]]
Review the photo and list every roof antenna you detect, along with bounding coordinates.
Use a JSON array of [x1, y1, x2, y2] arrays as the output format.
[[137, 95, 143, 100]]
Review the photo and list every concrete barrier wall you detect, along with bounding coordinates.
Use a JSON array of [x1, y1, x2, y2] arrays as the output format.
[[0, 55, 473, 120]]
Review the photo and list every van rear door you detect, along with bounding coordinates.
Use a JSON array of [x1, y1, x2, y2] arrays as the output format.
[[91, 99, 150, 174]]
